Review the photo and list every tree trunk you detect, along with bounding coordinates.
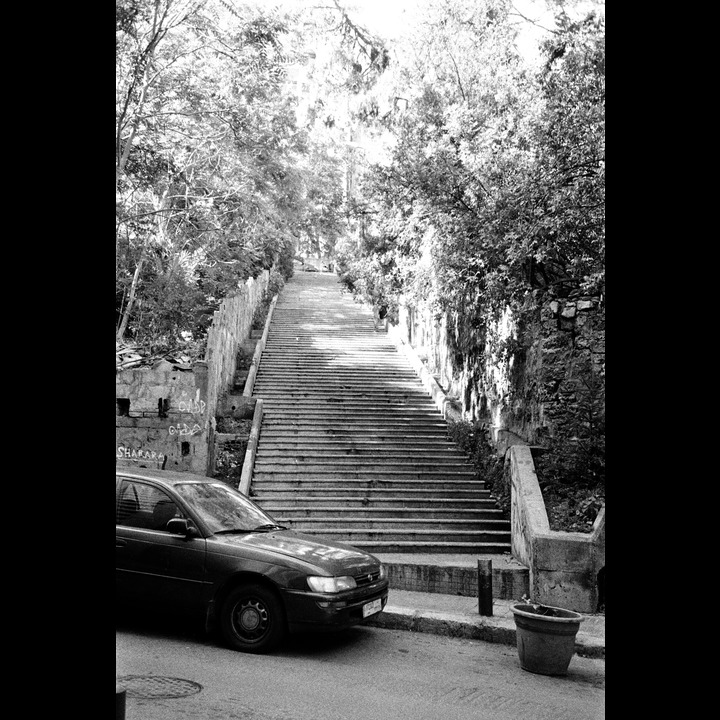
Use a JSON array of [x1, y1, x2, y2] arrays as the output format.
[[116, 253, 145, 343]]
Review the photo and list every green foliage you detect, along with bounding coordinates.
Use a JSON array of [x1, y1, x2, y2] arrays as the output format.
[[530, 351, 605, 530], [533, 362, 605, 490], [251, 267, 288, 332], [340, 3, 604, 320], [447, 420, 509, 514]]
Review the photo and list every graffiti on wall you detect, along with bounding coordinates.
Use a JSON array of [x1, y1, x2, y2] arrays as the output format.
[[178, 389, 206, 415], [117, 446, 166, 463], [168, 389, 205, 437], [169, 423, 202, 436]]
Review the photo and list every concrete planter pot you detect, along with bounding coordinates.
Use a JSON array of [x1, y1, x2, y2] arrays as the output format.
[[511, 602, 585, 676]]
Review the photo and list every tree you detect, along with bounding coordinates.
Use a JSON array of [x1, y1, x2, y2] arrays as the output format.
[[336, 1, 605, 335], [116, 0, 306, 350]]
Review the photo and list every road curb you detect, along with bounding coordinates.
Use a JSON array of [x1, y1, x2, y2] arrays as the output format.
[[367, 606, 604, 659]]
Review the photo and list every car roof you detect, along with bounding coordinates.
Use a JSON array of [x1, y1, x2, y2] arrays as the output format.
[[115, 466, 220, 487]]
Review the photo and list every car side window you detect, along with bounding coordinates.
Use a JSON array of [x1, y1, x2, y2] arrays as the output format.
[[116, 479, 184, 532]]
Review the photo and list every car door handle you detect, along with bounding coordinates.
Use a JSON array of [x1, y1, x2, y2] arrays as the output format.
[[116, 539, 128, 548]]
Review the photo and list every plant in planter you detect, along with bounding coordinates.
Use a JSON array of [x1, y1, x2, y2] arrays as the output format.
[[511, 595, 585, 676]]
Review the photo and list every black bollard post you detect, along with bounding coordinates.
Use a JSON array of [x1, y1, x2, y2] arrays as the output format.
[[116, 684, 126, 720], [477, 559, 493, 616]]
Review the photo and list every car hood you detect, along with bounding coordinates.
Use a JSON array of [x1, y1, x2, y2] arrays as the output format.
[[209, 529, 380, 575]]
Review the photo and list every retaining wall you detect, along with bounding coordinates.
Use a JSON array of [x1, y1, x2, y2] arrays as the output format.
[[391, 293, 604, 447]]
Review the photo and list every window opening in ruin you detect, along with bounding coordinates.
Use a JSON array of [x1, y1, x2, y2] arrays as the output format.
[[158, 398, 169, 418], [117, 398, 130, 416], [181, 442, 190, 456]]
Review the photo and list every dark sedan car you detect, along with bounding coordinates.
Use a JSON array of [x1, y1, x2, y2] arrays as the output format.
[[116, 467, 389, 653]]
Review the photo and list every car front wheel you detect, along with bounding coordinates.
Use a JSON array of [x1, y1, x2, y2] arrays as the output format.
[[219, 583, 286, 653]]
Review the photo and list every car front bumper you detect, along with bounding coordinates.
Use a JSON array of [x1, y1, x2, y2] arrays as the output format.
[[283, 582, 389, 633]]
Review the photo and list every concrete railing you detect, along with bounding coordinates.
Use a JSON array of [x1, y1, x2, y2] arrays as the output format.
[[510, 444, 605, 613], [237, 288, 280, 493], [238, 398, 263, 497], [243, 294, 278, 397], [387, 322, 463, 423]]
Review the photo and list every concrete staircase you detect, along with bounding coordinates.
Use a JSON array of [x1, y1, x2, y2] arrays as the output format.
[[249, 271, 513, 559]]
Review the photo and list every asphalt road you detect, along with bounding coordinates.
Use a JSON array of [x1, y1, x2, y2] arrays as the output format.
[[116, 611, 604, 720]]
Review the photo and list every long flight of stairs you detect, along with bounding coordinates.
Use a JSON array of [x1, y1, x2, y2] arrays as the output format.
[[249, 271, 512, 557]]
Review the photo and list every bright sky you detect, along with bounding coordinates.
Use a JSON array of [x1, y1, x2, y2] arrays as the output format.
[[346, 0, 604, 63], [252, 0, 603, 66]]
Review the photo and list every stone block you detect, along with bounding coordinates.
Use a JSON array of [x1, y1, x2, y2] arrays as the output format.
[[533, 533, 593, 572], [534, 569, 597, 613], [218, 395, 256, 419]]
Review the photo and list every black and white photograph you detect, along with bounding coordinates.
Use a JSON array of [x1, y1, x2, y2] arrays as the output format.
[[116, 1, 605, 717]]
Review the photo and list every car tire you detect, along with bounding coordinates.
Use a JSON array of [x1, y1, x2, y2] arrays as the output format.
[[219, 583, 286, 653]]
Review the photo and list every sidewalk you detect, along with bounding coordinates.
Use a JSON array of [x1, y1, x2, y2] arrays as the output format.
[[366, 589, 605, 660]]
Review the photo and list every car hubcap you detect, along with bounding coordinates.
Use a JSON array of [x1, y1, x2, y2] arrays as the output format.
[[233, 599, 268, 640]]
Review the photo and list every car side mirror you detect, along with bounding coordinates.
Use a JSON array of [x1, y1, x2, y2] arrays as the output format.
[[167, 518, 199, 538]]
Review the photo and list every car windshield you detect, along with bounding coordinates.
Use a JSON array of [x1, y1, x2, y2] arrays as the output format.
[[174, 482, 284, 535]]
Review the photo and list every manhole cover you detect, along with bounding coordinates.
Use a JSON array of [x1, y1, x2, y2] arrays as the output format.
[[117, 675, 202, 699]]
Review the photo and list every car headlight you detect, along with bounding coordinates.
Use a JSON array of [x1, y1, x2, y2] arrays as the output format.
[[307, 575, 358, 593]]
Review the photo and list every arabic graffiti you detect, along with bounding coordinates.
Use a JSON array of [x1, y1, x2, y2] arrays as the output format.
[[169, 423, 202, 436], [177, 389, 206, 415]]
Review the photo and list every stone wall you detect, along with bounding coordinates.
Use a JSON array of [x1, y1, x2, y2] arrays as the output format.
[[520, 296, 605, 444], [116, 270, 270, 476], [393, 292, 605, 447], [204, 270, 270, 425], [116, 361, 210, 474]]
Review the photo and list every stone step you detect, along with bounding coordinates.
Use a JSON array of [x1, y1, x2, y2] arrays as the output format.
[[294, 537, 512, 555], [253, 495, 498, 508], [256, 450, 467, 463], [264, 328, 384, 332], [288, 527, 511, 543], [281, 517, 509, 531], [258, 386, 433, 394], [254, 380, 429, 390], [255, 435, 457, 446], [259, 398, 438, 408], [255, 373, 419, 382], [262, 344, 399, 351], [253, 459, 475, 472], [255, 462, 475, 473], [255, 389, 433, 398], [253, 472, 489, 494], [375, 554, 529, 600], [252, 471, 479, 482], [257, 435, 456, 445], [256, 448, 470, 459], [260, 419, 449, 430], [259, 346, 403, 353], [261, 411, 444, 422], [262, 506, 505, 520], [258, 358, 404, 364], [251, 488, 493, 500], [263, 402, 444, 420]]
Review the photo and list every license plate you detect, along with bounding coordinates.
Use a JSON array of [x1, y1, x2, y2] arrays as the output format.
[[362, 598, 382, 618]]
